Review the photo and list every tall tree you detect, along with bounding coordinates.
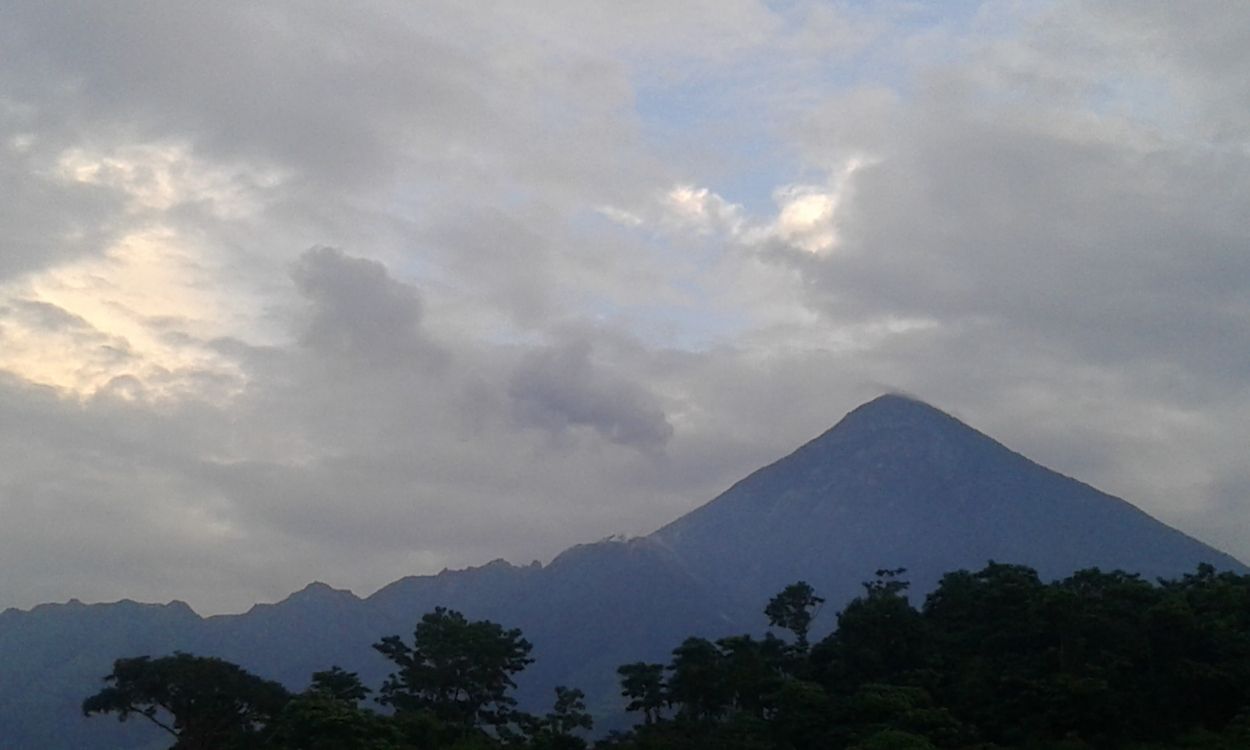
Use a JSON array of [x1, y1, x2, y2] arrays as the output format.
[[666, 637, 729, 723], [813, 569, 926, 692], [269, 693, 402, 750], [373, 607, 533, 737], [82, 653, 289, 750], [716, 635, 785, 718], [307, 666, 372, 704], [765, 581, 824, 651], [267, 665, 402, 750], [524, 686, 593, 750], [617, 662, 667, 725]]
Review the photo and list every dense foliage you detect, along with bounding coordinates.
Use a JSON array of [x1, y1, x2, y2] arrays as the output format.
[[84, 563, 1250, 749]]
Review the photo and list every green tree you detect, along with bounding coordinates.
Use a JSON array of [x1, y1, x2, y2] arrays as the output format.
[[269, 694, 403, 750], [1150, 564, 1250, 736], [268, 666, 400, 750], [82, 652, 290, 750], [617, 662, 667, 725], [813, 569, 926, 691], [373, 607, 533, 737], [847, 728, 936, 750], [921, 562, 1064, 745], [837, 684, 967, 749], [716, 635, 785, 718], [666, 637, 729, 723], [771, 679, 837, 749], [765, 580, 824, 651], [308, 666, 372, 704], [524, 686, 593, 750]]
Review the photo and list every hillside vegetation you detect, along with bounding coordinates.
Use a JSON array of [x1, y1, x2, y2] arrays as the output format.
[[84, 562, 1250, 749]]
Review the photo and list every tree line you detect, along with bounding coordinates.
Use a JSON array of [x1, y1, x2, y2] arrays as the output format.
[[84, 562, 1250, 749]]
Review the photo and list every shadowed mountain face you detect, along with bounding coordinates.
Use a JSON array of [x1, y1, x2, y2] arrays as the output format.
[[1, 394, 1242, 749], [650, 394, 1245, 619]]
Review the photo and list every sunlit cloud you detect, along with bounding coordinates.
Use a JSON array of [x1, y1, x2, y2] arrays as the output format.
[[0, 228, 249, 401], [755, 155, 873, 254], [663, 184, 746, 236], [624, 155, 872, 256], [53, 141, 284, 219]]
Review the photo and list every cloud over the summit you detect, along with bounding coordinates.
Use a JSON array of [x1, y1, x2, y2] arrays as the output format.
[[0, 1, 1248, 613]]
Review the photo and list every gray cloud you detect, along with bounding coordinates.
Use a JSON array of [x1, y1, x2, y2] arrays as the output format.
[[509, 339, 674, 450], [0, 3, 655, 200], [1, 1, 1248, 616], [0, 142, 125, 281], [735, 3, 1250, 542], [798, 105, 1250, 378], [290, 246, 433, 366], [7, 300, 94, 332]]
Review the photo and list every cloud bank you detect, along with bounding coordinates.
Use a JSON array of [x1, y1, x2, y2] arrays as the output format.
[[0, 1, 1247, 613]]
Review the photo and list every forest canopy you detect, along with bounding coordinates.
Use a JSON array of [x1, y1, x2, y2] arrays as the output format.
[[84, 562, 1250, 749]]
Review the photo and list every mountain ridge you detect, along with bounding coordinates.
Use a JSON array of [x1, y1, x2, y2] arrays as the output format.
[[1, 393, 1243, 749]]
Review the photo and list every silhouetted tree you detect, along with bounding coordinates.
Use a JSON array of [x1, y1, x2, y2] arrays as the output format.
[[82, 653, 289, 750], [269, 694, 402, 750], [308, 666, 372, 704], [716, 634, 785, 718], [82, 563, 1250, 750], [617, 662, 667, 725], [765, 580, 824, 651], [524, 686, 593, 750], [813, 569, 926, 691], [268, 665, 399, 750], [666, 637, 729, 723], [373, 607, 533, 738]]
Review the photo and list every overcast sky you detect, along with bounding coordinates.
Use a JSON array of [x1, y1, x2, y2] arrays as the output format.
[[2, 1, 1248, 614]]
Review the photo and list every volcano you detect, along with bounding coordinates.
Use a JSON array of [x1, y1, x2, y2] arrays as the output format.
[[651, 393, 1244, 614], [2, 394, 1242, 749]]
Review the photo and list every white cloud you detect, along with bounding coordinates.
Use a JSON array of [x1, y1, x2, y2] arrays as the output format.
[[662, 184, 746, 236], [53, 142, 284, 218], [644, 155, 872, 256], [0, 228, 249, 400], [773, 188, 837, 252], [763, 156, 873, 254]]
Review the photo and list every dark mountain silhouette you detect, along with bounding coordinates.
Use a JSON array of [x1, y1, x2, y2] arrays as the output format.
[[1, 394, 1242, 748], [650, 394, 1244, 620]]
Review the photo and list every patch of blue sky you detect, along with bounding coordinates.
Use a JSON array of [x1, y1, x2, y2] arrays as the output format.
[[571, 201, 721, 285], [629, 3, 999, 215], [569, 209, 753, 349], [632, 79, 796, 214], [877, 0, 990, 30]]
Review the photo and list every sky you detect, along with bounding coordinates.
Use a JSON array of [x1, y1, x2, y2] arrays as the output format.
[[1, 1, 1249, 615]]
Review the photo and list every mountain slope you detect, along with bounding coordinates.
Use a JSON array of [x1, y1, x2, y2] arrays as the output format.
[[651, 393, 1244, 618], [1, 394, 1242, 748]]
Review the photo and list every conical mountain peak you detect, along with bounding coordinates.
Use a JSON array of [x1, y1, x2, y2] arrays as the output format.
[[847, 391, 938, 415], [3, 394, 1245, 750], [804, 393, 985, 453], [652, 393, 1244, 609], [840, 392, 957, 426]]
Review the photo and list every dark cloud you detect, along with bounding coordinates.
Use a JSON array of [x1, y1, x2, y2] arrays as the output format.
[[0, 144, 124, 281], [290, 246, 432, 365], [798, 109, 1250, 381], [0, 2, 654, 201], [509, 340, 674, 450], [7, 300, 94, 332]]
